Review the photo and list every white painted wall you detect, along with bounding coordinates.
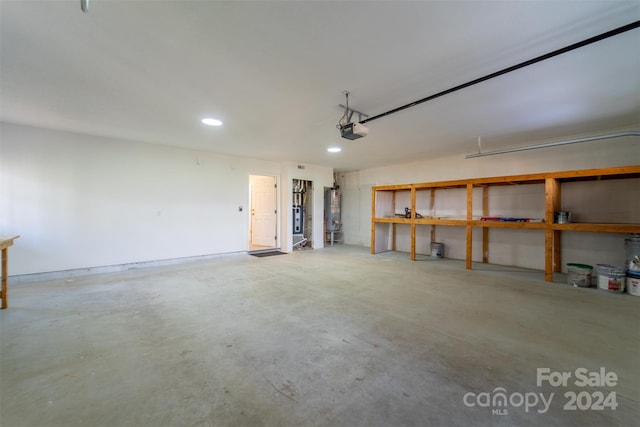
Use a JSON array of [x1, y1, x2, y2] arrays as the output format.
[[339, 135, 640, 272], [1, 123, 332, 276], [2, 122, 637, 276]]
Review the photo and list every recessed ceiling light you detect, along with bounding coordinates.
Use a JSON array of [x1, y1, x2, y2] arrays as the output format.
[[328, 147, 341, 153], [202, 118, 223, 126]]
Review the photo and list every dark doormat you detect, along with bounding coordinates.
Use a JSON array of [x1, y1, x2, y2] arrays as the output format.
[[249, 251, 287, 258]]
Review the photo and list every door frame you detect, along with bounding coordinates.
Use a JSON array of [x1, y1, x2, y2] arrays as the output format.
[[292, 178, 313, 250], [248, 174, 280, 252]]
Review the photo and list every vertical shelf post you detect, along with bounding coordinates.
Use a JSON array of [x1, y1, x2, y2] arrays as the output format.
[[544, 178, 561, 281], [410, 186, 416, 260], [482, 185, 489, 264], [370, 187, 376, 254], [392, 191, 397, 252], [430, 189, 436, 244], [1, 246, 7, 309], [552, 183, 562, 274], [466, 183, 473, 269], [544, 229, 554, 282]]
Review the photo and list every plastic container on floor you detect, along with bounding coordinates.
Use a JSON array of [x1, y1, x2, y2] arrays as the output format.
[[625, 235, 640, 272], [627, 271, 640, 297], [430, 242, 444, 258], [566, 263, 593, 287], [595, 264, 626, 293]]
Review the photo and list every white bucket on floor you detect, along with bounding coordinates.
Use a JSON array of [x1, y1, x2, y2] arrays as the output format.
[[596, 264, 626, 293], [566, 263, 592, 287], [431, 242, 444, 258], [627, 272, 640, 297], [626, 235, 640, 272]]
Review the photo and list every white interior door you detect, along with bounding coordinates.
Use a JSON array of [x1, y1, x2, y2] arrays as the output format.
[[250, 175, 277, 248]]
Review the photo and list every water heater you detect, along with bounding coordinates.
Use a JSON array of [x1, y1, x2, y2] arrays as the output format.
[[325, 188, 341, 232]]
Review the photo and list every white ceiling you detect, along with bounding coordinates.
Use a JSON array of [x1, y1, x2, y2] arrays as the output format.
[[2, 1, 639, 171]]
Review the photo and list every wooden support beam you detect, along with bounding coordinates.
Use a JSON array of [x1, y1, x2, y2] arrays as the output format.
[[370, 187, 376, 254], [466, 226, 473, 269], [1, 236, 19, 309], [392, 191, 397, 252], [544, 178, 561, 280], [545, 177, 561, 223], [392, 224, 397, 252], [482, 185, 489, 263], [1, 248, 7, 309], [411, 187, 416, 260], [430, 189, 436, 243], [411, 223, 416, 261], [545, 229, 554, 282], [466, 183, 473, 269], [553, 230, 562, 273]]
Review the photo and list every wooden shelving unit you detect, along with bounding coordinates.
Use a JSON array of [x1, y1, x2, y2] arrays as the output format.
[[371, 166, 640, 282]]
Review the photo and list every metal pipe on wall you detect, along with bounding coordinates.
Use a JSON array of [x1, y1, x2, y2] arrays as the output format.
[[464, 131, 640, 159]]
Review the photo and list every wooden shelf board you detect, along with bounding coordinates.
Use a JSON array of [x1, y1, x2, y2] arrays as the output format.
[[469, 221, 547, 229], [0, 236, 19, 251], [414, 182, 469, 190], [373, 166, 640, 193], [552, 166, 640, 181], [375, 220, 639, 232], [373, 217, 413, 224], [415, 219, 467, 226], [550, 223, 640, 233], [373, 185, 412, 191]]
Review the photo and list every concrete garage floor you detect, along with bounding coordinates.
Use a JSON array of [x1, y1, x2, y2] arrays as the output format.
[[1, 245, 638, 427]]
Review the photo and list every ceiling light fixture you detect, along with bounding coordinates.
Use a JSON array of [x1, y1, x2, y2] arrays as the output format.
[[202, 118, 223, 127], [327, 147, 342, 153]]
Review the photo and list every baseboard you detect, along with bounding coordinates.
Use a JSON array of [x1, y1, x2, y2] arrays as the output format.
[[9, 251, 246, 284]]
